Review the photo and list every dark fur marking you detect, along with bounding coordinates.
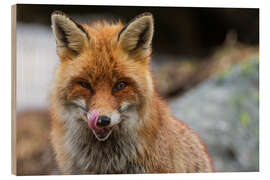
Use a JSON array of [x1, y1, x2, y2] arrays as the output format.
[[55, 23, 69, 46], [117, 25, 127, 41], [134, 23, 150, 51]]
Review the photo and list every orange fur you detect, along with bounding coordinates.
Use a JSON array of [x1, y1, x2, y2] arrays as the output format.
[[50, 11, 214, 174]]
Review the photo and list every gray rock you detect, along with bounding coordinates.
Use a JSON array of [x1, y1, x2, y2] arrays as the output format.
[[169, 59, 259, 172]]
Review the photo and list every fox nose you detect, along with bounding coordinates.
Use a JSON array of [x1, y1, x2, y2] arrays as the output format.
[[96, 115, 111, 127]]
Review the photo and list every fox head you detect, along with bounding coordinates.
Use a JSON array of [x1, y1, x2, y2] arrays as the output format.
[[51, 11, 155, 141]]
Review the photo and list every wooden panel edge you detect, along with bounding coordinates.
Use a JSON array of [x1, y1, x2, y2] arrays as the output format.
[[11, 4, 17, 176]]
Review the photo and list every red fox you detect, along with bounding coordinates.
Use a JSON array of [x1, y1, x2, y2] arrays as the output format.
[[50, 11, 214, 174]]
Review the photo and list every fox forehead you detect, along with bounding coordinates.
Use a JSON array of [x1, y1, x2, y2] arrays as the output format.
[[83, 21, 124, 49]]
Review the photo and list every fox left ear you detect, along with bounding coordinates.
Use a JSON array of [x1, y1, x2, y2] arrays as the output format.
[[118, 13, 154, 58], [51, 11, 89, 59]]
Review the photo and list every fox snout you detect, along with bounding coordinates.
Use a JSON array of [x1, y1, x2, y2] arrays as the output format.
[[87, 110, 121, 129], [86, 109, 121, 141]]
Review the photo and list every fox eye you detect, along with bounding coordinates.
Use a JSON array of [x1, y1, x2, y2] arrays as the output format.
[[78, 81, 92, 90], [114, 81, 128, 92]]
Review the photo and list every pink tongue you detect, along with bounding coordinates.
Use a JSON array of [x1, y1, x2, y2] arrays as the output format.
[[87, 110, 99, 129]]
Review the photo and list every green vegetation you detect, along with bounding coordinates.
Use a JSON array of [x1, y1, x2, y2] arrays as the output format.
[[231, 94, 246, 108], [239, 111, 251, 127]]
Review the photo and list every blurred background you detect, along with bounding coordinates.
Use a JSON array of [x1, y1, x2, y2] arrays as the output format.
[[15, 4, 259, 175]]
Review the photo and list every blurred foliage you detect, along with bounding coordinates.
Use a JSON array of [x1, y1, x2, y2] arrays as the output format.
[[155, 32, 259, 98], [169, 57, 259, 171]]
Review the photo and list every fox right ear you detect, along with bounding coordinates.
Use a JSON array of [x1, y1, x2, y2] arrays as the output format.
[[51, 11, 89, 59], [118, 13, 154, 59]]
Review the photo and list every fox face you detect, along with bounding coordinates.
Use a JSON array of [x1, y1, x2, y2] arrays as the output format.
[[51, 11, 154, 141]]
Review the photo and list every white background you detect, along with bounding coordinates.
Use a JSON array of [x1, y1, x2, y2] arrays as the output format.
[[1, 0, 269, 179]]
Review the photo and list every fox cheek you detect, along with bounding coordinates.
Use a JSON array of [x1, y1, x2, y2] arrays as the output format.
[[69, 98, 88, 113], [110, 110, 121, 126], [119, 101, 131, 112]]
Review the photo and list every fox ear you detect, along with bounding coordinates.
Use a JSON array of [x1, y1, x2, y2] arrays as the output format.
[[118, 13, 154, 58], [51, 11, 89, 58]]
